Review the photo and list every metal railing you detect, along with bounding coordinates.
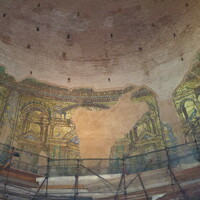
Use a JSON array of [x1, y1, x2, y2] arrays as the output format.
[[0, 138, 200, 199], [0, 141, 200, 177]]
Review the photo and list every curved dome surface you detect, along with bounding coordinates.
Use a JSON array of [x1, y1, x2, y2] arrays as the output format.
[[1, 3, 200, 199], [0, 0, 200, 99]]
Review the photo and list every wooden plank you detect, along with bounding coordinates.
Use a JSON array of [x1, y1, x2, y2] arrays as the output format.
[[0, 166, 42, 183], [40, 185, 86, 189]]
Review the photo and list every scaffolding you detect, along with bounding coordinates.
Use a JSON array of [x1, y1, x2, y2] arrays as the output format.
[[0, 139, 200, 199], [0, 140, 200, 200]]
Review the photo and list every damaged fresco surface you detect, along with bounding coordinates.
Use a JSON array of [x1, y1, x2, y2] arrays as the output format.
[[173, 55, 200, 143], [2, 61, 200, 166]]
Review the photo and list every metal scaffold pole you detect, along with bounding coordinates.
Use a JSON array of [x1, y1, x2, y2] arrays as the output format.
[[74, 159, 80, 200], [33, 157, 50, 199], [45, 157, 50, 199], [114, 156, 127, 200], [3, 147, 14, 199], [165, 146, 189, 200], [80, 163, 121, 191], [138, 174, 149, 200], [185, 118, 200, 161]]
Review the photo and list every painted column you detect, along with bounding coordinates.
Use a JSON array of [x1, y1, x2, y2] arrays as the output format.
[[0, 90, 20, 145]]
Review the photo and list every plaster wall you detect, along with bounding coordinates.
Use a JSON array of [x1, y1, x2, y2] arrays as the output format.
[[0, 0, 200, 100], [72, 92, 148, 158], [0, 0, 200, 164], [0, 62, 200, 171]]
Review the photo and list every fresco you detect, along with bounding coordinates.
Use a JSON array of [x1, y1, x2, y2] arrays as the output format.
[[0, 67, 20, 145], [0, 68, 133, 160], [0, 67, 10, 123], [173, 57, 200, 143], [15, 95, 80, 162], [0, 66, 179, 168], [109, 88, 177, 160], [0, 85, 9, 123]]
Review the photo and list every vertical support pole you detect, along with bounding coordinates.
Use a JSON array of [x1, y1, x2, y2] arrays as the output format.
[[45, 157, 50, 199], [3, 147, 14, 198], [138, 174, 149, 200], [74, 159, 79, 200], [114, 174, 123, 200], [165, 147, 188, 200], [35, 177, 47, 197], [122, 156, 127, 200], [114, 158, 123, 200], [114, 156, 127, 200]]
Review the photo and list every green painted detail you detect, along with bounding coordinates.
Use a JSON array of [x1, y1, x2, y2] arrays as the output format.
[[0, 66, 5, 73], [173, 60, 200, 143], [0, 69, 179, 165], [0, 73, 134, 102], [195, 53, 200, 61], [110, 87, 177, 158]]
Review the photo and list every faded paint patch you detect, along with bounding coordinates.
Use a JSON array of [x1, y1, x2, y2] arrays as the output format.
[[72, 92, 148, 158]]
